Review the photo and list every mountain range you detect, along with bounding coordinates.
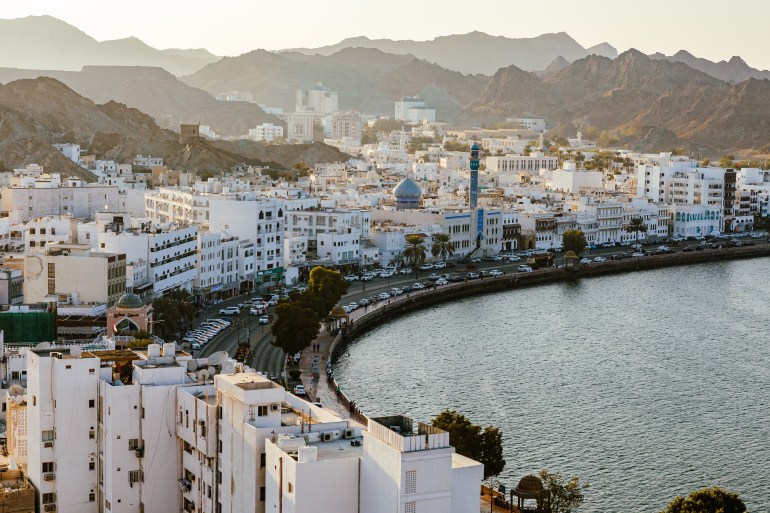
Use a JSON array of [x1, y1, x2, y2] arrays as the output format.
[[0, 16, 219, 75], [0, 65, 280, 137], [282, 31, 619, 75], [462, 49, 770, 153], [182, 48, 489, 119], [0, 77, 348, 177]]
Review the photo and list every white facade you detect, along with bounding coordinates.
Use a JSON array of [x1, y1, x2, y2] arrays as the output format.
[[485, 153, 559, 174], [0, 182, 120, 223], [249, 123, 285, 142], [551, 163, 603, 193], [52, 143, 81, 163], [286, 113, 315, 142], [23, 215, 76, 253], [395, 97, 436, 122], [317, 229, 361, 264], [332, 111, 362, 143], [505, 118, 546, 132], [296, 86, 338, 114]]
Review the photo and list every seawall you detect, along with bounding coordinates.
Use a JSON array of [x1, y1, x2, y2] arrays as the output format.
[[331, 244, 770, 360]]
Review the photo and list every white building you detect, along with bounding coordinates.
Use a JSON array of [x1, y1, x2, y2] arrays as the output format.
[[249, 123, 285, 142], [332, 111, 362, 143], [23, 215, 77, 253], [505, 118, 546, 132], [395, 97, 436, 122], [485, 153, 559, 174], [0, 179, 120, 223], [296, 85, 338, 114], [52, 143, 81, 163], [551, 162, 603, 194], [286, 113, 315, 142]]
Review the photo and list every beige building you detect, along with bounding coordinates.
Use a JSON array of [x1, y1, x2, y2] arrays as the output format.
[[23, 243, 126, 306]]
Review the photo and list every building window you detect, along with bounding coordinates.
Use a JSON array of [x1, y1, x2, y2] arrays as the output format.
[[405, 470, 417, 494], [89, 399, 95, 408], [42, 493, 56, 504], [404, 502, 416, 513], [42, 430, 54, 442], [42, 461, 55, 473], [89, 461, 95, 471], [260, 453, 266, 468], [129, 470, 143, 484], [128, 439, 139, 451], [257, 405, 268, 417], [260, 487, 265, 501], [288, 482, 294, 494], [89, 492, 96, 502]]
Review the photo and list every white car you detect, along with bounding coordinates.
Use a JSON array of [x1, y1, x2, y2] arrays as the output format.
[[294, 385, 306, 396], [400, 268, 413, 275], [258, 315, 270, 324], [632, 252, 645, 257], [347, 302, 359, 311], [412, 282, 425, 290], [433, 261, 447, 269], [517, 265, 533, 272], [579, 258, 592, 264], [434, 278, 448, 285], [593, 256, 607, 262], [489, 270, 504, 277], [418, 263, 434, 271], [219, 306, 240, 316], [344, 275, 359, 282], [378, 292, 390, 300], [507, 255, 521, 262]]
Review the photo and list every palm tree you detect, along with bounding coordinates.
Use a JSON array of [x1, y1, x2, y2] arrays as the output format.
[[402, 234, 427, 271], [624, 216, 647, 244], [152, 289, 197, 339], [431, 233, 455, 262]]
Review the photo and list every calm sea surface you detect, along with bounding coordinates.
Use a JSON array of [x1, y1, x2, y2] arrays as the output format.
[[335, 259, 770, 512]]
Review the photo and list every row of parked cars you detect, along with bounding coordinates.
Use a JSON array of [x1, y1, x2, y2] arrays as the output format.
[[181, 318, 231, 351]]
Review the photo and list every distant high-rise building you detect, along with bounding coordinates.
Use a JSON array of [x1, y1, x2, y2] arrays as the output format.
[[285, 113, 315, 142], [331, 111, 362, 143], [296, 84, 338, 114], [395, 97, 436, 122]]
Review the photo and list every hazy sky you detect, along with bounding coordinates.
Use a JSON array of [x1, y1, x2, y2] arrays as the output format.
[[5, 0, 770, 69]]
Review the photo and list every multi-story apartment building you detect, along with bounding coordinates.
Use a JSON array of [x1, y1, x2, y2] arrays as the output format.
[[485, 153, 559, 174], [331, 111, 362, 143], [17, 344, 484, 513], [395, 97, 436, 122], [0, 177, 119, 223], [296, 85, 338, 114], [23, 243, 126, 305], [78, 213, 197, 298], [285, 113, 315, 142], [249, 123, 284, 142]]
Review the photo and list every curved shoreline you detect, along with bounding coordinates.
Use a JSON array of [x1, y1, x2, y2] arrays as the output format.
[[322, 244, 770, 415]]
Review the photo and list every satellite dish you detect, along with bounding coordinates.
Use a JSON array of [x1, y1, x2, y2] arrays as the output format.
[[187, 360, 199, 372], [221, 363, 235, 374], [35, 342, 51, 349], [196, 369, 210, 382], [70, 345, 82, 357], [208, 351, 228, 366], [8, 384, 24, 396], [207, 366, 216, 376]]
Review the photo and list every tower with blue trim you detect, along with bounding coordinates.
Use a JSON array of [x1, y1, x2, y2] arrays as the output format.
[[469, 141, 480, 209]]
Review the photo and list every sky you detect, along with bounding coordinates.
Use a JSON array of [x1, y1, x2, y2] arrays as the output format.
[[4, 0, 770, 69]]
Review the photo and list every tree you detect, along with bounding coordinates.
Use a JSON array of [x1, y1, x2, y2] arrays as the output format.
[[660, 487, 746, 513], [307, 266, 348, 318], [402, 234, 428, 270], [536, 469, 588, 513], [431, 233, 455, 262], [623, 216, 647, 243], [562, 230, 587, 256], [431, 409, 505, 479], [151, 289, 197, 340], [270, 302, 320, 355]]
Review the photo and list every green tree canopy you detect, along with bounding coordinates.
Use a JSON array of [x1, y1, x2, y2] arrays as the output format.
[[536, 469, 589, 513], [431, 409, 505, 479], [307, 266, 348, 318], [562, 230, 587, 255], [623, 216, 647, 243], [660, 487, 746, 513], [151, 289, 197, 340], [403, 234, 428, 270], [270, 302, 320, 355], [431, 233, 455, 262]]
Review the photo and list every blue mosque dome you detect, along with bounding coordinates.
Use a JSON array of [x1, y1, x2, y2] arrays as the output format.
[[471, 142, 480, 151], [393, 178, 422, 210]]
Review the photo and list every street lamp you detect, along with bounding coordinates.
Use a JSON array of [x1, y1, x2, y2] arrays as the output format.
[[486, 478, 502, 513]]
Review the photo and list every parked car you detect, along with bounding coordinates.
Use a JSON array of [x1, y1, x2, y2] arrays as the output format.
[[579, 258, 592, 264], [249, 307, 264, 316], [219, 306, 240, 316], [390, 288, 403, 296], [294, 385, 306, 396], [469, 257, 482, 263], [489, 270, 504, 277], [433, 261, 447, 269], [631, 252, 645, 257], [427, 273, 440, 281], [258, 315, 270, 324], [412, 282, 425, 290], [418, 263, 434, 271], [358, 298, 370, 306], [347, 302, 359, 311], [378, 292, 391, 300], [360, 274, 373, 281], [466, 272, 480, 279], [434, 278, 448, 285], [344, 274, 359, 282], [517, 265, 533, 272], [593, 256, 607, 262], [507, 255, 521, 262], [399, 268, 413, 275]]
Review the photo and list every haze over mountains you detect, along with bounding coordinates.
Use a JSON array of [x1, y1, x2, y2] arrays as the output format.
[[0, 78, 347, 175], [2, 15, 770, 156]]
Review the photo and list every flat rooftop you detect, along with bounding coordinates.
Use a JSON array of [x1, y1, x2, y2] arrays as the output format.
[[313, 436, 364, 461]]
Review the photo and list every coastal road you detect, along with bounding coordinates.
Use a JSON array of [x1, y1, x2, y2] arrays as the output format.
[[193, 234, 770, 373]]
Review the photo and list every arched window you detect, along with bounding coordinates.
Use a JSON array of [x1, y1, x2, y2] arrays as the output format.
[[259, 211, 264, 220]]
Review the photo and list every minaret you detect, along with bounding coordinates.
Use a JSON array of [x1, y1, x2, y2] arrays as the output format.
[[469, 141, 480, 209]]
